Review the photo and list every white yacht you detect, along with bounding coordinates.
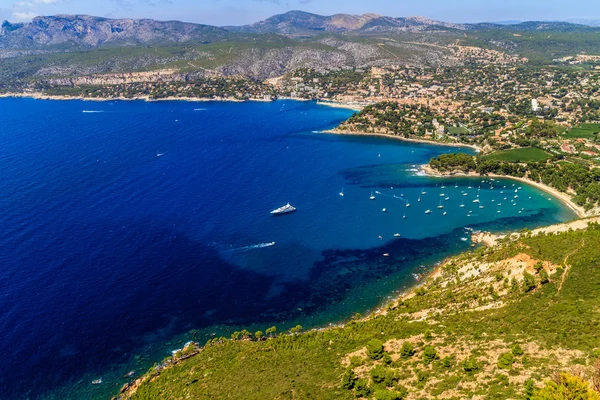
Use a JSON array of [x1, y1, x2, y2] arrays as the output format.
[[270, 203, 297, 215]]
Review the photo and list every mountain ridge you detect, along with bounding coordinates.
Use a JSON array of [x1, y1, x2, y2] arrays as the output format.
[[1, 11, 598, 50]]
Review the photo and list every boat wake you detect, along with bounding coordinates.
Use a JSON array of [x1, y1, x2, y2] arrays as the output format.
[[194, 108, 207, 111], [226, 242, 276, 252], [82, 110, 104, 113]]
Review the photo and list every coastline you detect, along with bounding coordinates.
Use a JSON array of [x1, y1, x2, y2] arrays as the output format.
[[0, 92, 365, 110], [323, 129, 482, 151], [420, 164, 589, 218]]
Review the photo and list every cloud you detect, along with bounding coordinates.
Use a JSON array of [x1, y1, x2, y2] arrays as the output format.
[[11, 11, 37, 20]]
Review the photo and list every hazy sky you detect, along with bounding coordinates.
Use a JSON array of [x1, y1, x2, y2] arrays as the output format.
[[0, 0, 599, 25]]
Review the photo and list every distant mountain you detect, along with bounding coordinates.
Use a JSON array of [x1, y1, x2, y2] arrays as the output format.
[[0, 15, 228, 49], [566, 18, 600, 27], [225, 10, 468, 35], [228, 11, 599, 36]]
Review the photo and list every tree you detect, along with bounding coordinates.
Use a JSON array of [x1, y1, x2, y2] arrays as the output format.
[[424, 329, 433, 340], [523, 272, 537, 292], [367, 339, 385, 360], [370, 365, 388, 384], [354, 378, 372, 398], [540, 270, 550, 284], [532, 372, 600, 399], [266, 326, 277, 337], [400, 342, 415, 359], [341, 369, 356, 390], [423, 345, 438, 364], [290, 325, 303, 334], [254, 331, 264, 341]]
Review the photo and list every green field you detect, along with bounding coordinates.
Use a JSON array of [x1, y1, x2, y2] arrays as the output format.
[[563, 123, 600, 139], [482, 147, 552, 162], [447, 126, 469, 135]]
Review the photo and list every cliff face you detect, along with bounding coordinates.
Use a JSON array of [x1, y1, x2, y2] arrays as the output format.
[[0, 15, 228, 49]]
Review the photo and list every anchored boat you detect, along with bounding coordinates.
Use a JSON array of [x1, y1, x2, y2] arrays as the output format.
[[270, 203, 297, 215]]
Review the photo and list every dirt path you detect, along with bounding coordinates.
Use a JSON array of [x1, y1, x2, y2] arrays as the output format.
[[558, 239, 585, 293]]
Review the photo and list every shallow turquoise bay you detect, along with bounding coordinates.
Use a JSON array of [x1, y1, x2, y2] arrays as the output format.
[[0, 98, 575, 399]]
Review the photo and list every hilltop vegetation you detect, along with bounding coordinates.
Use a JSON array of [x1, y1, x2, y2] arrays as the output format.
[[118, 224, 600, 399]]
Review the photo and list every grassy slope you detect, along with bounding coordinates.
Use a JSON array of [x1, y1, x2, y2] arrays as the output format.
[[124, 224, 600, 400], [481, 147, 553, 162]]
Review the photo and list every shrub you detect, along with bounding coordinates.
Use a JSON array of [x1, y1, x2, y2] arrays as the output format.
[[498, 352, 515, 370], [463, 357, 480, 373], [512, 344, 524, 356], [524, 379, 535, 400], [442, 356, 455, 368], [367, 339, 385, 360], [375, 388, 408, 400], [400, 342, 415, 359], [532, 372, 600, 399], [382, 352, 392, 365]]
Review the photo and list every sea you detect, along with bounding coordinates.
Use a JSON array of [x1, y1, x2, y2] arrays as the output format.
[[0, 98, 576, 399]]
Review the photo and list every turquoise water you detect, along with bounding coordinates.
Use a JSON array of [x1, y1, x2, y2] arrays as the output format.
[[0, 98, 576, 399]]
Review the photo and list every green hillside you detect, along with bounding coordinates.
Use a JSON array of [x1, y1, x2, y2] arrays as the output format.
[[119, 223, 600, 400]]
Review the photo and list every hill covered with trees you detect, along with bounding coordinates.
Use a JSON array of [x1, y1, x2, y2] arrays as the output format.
[[116, 223, 600, 399]]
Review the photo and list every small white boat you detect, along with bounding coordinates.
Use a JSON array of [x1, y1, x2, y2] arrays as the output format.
[[370, 191, 376, 200], [92, 379, 102, 385], [394, 233, 401, 237], [382, 208, 387, 212], [479, 205, 484, 209], [403, 214, 406, 219], [443, 211, 447, 216], [406, 203, 410, 207], [383, 253, 390, 257], [460, 237, 468, 242], [514, 195, 519, 199], [463, 192, 468, 196], [445, 197, 450, 201], [339, 188, 344, 197], [418, 196, 421, 202], [473, 199, 480, 203], [441, 185, 446, 189], [425, 209, 432, 214]]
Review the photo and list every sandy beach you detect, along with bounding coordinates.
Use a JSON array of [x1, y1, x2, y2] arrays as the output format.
[[420, 164, 590, 218]]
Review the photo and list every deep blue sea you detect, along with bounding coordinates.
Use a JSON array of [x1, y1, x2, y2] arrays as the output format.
[[0, 98, 576, 399]]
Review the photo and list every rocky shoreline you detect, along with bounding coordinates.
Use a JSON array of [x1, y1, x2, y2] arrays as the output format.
[[323, 129, 482, 151]]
